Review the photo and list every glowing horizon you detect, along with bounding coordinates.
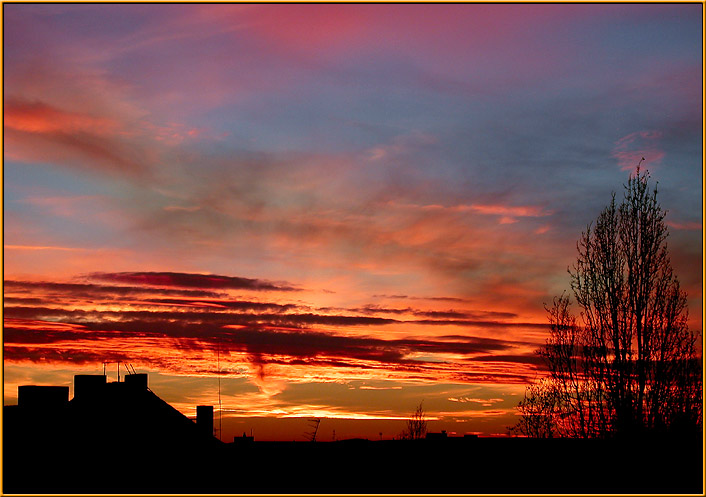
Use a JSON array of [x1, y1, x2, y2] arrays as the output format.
[[3, 3, 702, 442]]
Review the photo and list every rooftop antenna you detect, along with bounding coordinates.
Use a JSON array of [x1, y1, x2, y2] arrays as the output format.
[[102, 361, 132, 382], [305, 418, 321, 442]]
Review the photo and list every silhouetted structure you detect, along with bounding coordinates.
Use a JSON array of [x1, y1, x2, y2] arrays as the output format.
[[18, 385, 68, 408], [74, 373, 106, 399], [425, 430, 448, 440], [4, 372, 220, 493], [4, 370, 701, 494], [196, 405, 214, 437], [233, 432, 254, 446]]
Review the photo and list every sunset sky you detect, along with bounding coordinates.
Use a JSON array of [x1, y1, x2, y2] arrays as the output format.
[[3, 3, 702, 441]]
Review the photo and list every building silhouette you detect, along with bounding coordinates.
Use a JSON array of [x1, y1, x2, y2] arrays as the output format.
[[7, 372, 219, 447], [4, 372, 221, 493], [3, 371, 701, 494]]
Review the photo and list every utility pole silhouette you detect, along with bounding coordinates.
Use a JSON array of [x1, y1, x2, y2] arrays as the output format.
[[217, 345, 222, 441]]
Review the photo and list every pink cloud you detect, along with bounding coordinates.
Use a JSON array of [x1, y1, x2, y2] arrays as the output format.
[[4, 113, 153, 178], [389, 201, 551, 218], [241, 4, 372, 51], [612, 130, 665, 171], [3, 98, 209, 180], [534, 224, 552, 235], [168, 4, 616, 98], [667, 220, 702, 231], [388, 201, 552, 227], [467, 204, 550, 218]]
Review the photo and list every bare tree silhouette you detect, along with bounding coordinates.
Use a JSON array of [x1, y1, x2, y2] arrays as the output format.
[[512, 166, 702, 438], [400, 401, 428, 440]]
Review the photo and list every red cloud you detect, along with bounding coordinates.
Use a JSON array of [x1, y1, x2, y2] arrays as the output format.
[[88, 271, 300, 292], [4, 272, 544, 386]]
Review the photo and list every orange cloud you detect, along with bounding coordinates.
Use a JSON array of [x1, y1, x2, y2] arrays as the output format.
[[5, 125, 152, 177], [3, 273, 545, 395], [4, 245, 89, 252], [4, 98, 119, 135]]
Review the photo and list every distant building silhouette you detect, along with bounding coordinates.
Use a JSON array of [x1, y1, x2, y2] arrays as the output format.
[[4, 371, 223, 492], [233, 431, 255, 445], [425, 429, 448, 440], [7, 374, 218, 453]]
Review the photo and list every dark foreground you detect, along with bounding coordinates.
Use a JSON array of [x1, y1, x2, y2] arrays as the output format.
[[4, 377, 702, 494], [5, 435, 703, 494]]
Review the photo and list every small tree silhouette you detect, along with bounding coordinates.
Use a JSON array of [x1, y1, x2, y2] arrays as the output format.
[[511, 165, 702, 438], [405, 401, 428, 440]]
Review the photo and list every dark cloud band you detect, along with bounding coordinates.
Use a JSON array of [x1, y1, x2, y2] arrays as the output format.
[[87, 271, 300, 292]]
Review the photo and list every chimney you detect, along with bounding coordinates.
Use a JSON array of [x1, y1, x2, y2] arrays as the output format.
[[124, 373, 148, 390], [73, 374, 107, 400], [196, 405, 214, 437]]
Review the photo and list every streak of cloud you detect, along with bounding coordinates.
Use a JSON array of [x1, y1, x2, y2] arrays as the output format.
[[88, 271, 301, 292]]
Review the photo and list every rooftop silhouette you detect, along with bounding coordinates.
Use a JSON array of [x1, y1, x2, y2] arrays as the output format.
[[4, 371, 702, 494]]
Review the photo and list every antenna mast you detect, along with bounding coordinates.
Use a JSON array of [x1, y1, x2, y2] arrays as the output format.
[[102, 361, 133, 382], [217, 345, 222, 441], [305, 418, 321, 442]]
